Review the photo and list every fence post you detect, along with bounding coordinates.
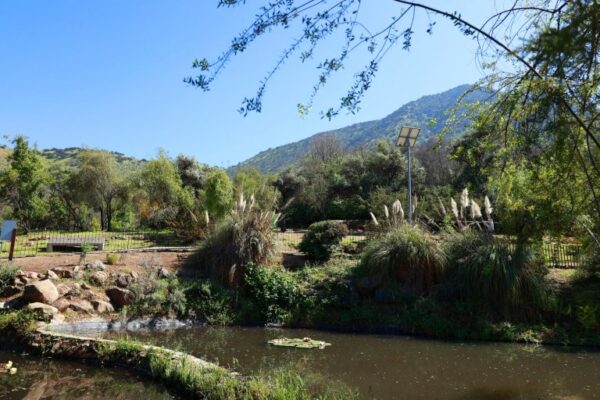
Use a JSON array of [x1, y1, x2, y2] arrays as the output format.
[[8, 229, 16, 261]]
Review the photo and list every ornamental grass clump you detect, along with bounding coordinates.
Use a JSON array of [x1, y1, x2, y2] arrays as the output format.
[[444, 231, 548, 320], [193, 193, 278, 287], [360, 225, 446, 296], [299, 220, 349, 262]]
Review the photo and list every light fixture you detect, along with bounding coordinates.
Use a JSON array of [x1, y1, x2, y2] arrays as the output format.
[[396, 126, 421, 147]]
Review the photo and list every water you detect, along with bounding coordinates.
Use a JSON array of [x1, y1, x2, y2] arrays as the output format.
[[93, 326, 600, 400], [0, 350, 176, 400]]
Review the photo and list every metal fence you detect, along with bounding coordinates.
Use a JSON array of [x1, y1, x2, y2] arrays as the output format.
[[541, 242, 583, 268], [0, 230, 189, 258]]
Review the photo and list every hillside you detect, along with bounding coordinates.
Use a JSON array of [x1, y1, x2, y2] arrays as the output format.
[[40, 147, 146, 169], [229, 84, 488, 174]]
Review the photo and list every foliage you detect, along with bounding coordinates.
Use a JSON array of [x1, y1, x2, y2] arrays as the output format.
[[124, 272, 188, 319], [0, 136, 48, 231], [243, 265, 300, 323], [105, 253, 120, 265], [193, 194, 276, 287], [203, 169, 234, 219], [184, 280, 235, 325], [360, 225, 446, 296], [444, 231, 549, 319], [0, 264, 18, 295], [299, 220, 348, 262]]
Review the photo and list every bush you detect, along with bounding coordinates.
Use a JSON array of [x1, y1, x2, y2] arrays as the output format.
[[0, 263, 18, 295], [184, 280, 235, 325], [105, 253, 120, 265], [444, 231, 548, 319], [360, 225, 446, 296], [299, 220, 349, 262], [193, 199, 276, 287], [124, 271, 187, 319], [243, 265, 300, 323]]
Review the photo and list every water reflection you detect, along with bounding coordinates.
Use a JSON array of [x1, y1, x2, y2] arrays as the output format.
[[101, 326, 600, 400], [0, 351, 176, 400]]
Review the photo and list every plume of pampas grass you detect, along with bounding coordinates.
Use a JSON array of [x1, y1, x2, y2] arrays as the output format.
[[383, 204, 390, 219], [249, 194, 255, 210], [484, 196, 493, 216], [460, 188, 469, 209], [450, 198, 459, 219], [370, 212, 379, 226], [437, 196, 447, 216], [471, 199, 482, 219], [204, 210, 210, 226]]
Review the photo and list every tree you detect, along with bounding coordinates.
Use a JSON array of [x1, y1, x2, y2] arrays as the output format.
[[75, 150, 128, 231], [203, 169, 234, 219], [0, 136, 47, 231]]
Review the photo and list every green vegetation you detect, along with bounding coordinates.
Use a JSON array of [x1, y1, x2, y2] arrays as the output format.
[[299, 221, 348, 262], [105, 253, 120, 265], [0, 263, 18, 295]]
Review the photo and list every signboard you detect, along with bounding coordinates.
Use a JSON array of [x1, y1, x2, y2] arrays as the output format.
[[0, 220, 16, 241]]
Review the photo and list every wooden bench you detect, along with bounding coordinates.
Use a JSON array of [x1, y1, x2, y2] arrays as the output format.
[[47, 237, 105, 252]]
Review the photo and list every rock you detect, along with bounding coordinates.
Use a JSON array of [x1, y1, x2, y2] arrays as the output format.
[[1, 285, 23, 297], [157, 268, 170, 279], [56, 284, 70, 296], [81, 282, 91, 290], [46, 270, 59, 280], [23, 280, 59, 304], [105, 287, 133, 309], [52, 298, 71, 312], [115, 274, 130, 288], [19, 276, 32, 285], [90, 271, 108, 286], [129, 271, 139, 281], [52, 267, 82, 279], [68, 299, 94, 313], [85, 260, 106, 271], [24, 271, 39, 279], [355, 274, 383, 296], [92, 300, 114, 314], [27, 302, 58, 319]]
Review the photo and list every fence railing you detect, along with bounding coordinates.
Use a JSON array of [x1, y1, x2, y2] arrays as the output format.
[[0, 230, 190, 258], [1, 228, 584, 269]]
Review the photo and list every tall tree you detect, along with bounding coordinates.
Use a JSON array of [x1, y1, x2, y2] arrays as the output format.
[[0, 136, 47, 232]]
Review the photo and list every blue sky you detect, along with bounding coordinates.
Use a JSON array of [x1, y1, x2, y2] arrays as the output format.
[[0, 1, 499, 167]]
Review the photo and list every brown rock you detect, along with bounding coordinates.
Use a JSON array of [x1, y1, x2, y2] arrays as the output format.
[[27, 302, 58, 319], [23, 280, 59, 304], [1, 285, 23, 297], [105, 287, 133, 309], [46, 270, 59, 280], [115, 274, 129, 288], [68, 298, 94, 313], [90, 271, 109, 286], [56, 284, 70, 296], [52, 298, 71, 312], [92, 300, 115, 314]]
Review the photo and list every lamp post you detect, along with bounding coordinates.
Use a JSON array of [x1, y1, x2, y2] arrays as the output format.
[[396, 126, 421, 224]]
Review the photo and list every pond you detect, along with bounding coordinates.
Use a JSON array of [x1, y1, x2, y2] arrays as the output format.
[[0, 350, 176, 399], [84, 326, 600, 400]]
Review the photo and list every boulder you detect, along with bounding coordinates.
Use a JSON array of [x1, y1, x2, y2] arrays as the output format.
[[27, 302, 58, 319], [52, 298, 71, 312], [23, 280, 59, 304], [90, 271, 109, 286], [56, 284, 71, 296], [46, 270, 59, 281], [81, 282, 91, 290], [67, 299, 94, 313], [1, 285, 23, 298], [52, 267, 82, 279], [115, 274, 130, 288], [92, 300, 115, 314], [105, 287, 133, 309], [85, 260, 106, 271], [157, 268, 170, 279]]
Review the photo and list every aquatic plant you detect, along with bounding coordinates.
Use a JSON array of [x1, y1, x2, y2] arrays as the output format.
[[268, 337, 331, 349]]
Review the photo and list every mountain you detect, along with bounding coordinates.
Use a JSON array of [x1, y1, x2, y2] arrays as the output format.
[[40, 147, 146, 169], [229, 84, 488, 174]]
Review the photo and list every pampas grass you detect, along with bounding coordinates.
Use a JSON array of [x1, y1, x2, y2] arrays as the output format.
[[361, 225, 446, 296]]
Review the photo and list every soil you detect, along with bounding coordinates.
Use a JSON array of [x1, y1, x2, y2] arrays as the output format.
[[9, 250, 194, 275]]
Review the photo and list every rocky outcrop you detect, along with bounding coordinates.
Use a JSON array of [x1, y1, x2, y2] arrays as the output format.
[[27, 302, 59, 319], [90, 271, 109, 286], [91, 300, 114, 314], [105, 287, 133, 309], [23, 280, 60, 304]]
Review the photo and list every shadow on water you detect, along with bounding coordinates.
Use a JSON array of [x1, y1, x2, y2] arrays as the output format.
[[0, 350, 177, 400]]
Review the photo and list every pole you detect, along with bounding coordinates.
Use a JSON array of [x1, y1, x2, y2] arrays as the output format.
[[407, 144, 412, 224], [8, 229, 16, 262]]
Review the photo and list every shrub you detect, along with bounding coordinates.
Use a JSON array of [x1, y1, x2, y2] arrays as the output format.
[[193, 194, 277, 287], [243, 265, 300, 323], [299, 220, 349, 262], [444, 231, 548, 319], [0, 263, 18, 295], [105, 253, 120, 265], [124, 271, 187, 318], [360, 225, 446, 296], [185, 280, 235, 325]]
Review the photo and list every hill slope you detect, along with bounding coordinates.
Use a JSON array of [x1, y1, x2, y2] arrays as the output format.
[[230, 84, 487, 174]]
